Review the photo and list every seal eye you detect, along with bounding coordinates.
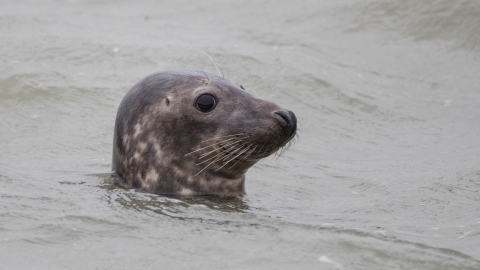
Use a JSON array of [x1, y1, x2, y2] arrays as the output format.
[[196, 93, 217, 112]]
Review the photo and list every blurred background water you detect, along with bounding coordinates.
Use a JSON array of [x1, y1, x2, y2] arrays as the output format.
[[1, 0, 479, 269]]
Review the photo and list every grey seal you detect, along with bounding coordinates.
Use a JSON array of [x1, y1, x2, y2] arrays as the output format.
[[112, 70, 297, 196]]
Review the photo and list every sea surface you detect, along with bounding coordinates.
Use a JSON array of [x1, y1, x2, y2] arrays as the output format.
[[1, 0, 479, 269]]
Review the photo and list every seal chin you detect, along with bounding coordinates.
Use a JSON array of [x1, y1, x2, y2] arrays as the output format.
[[112, 70, 297, 196]]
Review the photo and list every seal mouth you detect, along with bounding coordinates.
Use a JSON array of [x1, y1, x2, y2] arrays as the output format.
[[184, 126, 298, 177], [184, 133, 253, 175]]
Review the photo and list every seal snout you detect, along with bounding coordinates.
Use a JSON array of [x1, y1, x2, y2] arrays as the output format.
[[274, 110, 297, 138]]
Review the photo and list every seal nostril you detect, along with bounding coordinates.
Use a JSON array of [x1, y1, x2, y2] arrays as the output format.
[[288, 110, 297, 137], [274, 111, 291, 125], [274, 110, 297, 137]]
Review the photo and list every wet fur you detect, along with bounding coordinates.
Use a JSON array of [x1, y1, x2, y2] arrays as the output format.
[[112, 70, 296, 196]]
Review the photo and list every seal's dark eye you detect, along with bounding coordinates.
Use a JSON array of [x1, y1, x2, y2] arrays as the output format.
[[196, 93, 216, 112]]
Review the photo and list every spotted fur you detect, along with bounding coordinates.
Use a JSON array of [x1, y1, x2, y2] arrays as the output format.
[[112, 70, 297, 196]]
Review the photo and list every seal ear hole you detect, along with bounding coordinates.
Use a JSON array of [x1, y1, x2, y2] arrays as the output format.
[[195, 93, 217, 112], [165, 98, 170, 106], [240, 85, 245, 90]]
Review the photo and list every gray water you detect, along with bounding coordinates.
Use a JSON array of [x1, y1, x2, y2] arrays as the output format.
[[1, 0, 479, 269]]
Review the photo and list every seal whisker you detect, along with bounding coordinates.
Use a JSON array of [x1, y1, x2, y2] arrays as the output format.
[[184, 136, 239, 156], [274, 149, 282, 160], [201, 71, 210, 82], [241, 145, 257, 162], [214, 156, 236, 172], [249, 144, 268, 159], [204, 138, 243, 152], [286, 132, 299, 149], [245, 144, 265, 161], [199, 139, 243, 159], [196, 151, 225, 165], [199, 146, 229, 160], [224, 144, 253, 170], [227, 145, 257, 170], [199, 146, 228, 160], [220, 141, 250, 161], [215, 62, 225, 78], [201, 51, 222, 77], [197, 140, 244, 164], [175, 61, 199, 75], [195, 151, 229, 176], [200, 133, 247, 143], [256, 144, 266, 155], [245, 144, 265, 162], [215, 145, 251, 172], [274, 145, 288, 160]]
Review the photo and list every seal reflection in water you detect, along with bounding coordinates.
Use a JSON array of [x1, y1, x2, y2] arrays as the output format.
[[112, 70, 297, 196]]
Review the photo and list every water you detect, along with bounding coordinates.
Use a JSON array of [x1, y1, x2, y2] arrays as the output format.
[[1, 0, 479, 269]]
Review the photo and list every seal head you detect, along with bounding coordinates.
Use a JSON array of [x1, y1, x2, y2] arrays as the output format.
[[112, 70, 297, 196]]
